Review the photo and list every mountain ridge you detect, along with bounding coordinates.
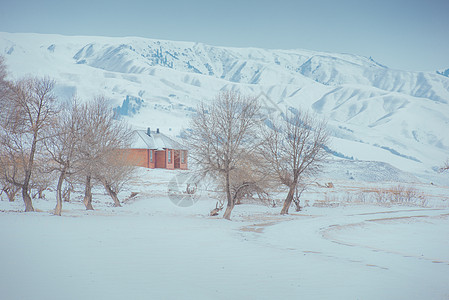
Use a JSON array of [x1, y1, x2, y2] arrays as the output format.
[[1, 32, 448, 182]]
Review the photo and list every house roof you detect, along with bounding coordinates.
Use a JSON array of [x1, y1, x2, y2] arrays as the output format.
[[130, 130, 187, 150]]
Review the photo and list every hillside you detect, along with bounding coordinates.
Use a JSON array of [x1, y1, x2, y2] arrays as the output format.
[[1, 32, 448, 183]]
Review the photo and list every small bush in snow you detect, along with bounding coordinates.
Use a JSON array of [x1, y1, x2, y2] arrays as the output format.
[[320, 185, 427, 207]]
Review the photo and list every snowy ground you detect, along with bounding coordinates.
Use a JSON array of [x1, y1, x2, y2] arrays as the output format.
[[1, 169, 449, 300]]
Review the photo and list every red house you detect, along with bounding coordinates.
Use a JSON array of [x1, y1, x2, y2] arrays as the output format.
[[126, 128, 188, 170]]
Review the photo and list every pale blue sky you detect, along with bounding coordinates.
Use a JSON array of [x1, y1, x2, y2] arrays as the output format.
[[0, 0, 448, 71]]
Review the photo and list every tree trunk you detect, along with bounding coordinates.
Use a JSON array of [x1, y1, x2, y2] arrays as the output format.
[[54, 169, 66, 216], [293, 199, 301, 212], [7, 189, 16, 202], [223, 201, 235, 220], [22, 129, 39, 212], [223, 170, 234, 220], [63, 185, 72, 202], [5, 186, 19, 202], [22, 185, 34, 212], [83, 175, 94, 210], [102, 180, 121, 207], [280, 184, 296, 215]]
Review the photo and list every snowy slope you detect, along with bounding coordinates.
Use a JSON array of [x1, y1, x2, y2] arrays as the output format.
[[1, 32, 448, 182], [1, 168, 449, 300]]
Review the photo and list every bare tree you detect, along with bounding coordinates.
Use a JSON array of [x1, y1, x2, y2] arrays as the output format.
[[29, 164, 54, 200], [226, 151, 275, 206], [75, 96, 135, 210], [210, 153, 273, 216], [0, 57, 15, 202], [0, 181, 20, 202], [43, 99, 83, 215], [440, 160, 449, 173], [95, 151, 136, 207], [0, 77, 57, 212], [62, 180, 74, 202], [262, 109, 329, 215], [0, 55, 6, 83], [188, 91, 261, 220], [292, 179, 308, 211]]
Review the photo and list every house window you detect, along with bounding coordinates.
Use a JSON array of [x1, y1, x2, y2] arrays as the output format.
[[150, 150, 153, 163], [181, 151, 185, 163], [168, 150, 171, 163]]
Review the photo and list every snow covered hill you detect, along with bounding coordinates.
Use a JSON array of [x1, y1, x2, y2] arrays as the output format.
[[1, 32, 448, 182]]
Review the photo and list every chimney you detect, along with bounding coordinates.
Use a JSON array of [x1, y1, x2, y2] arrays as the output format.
[[147, 127, 151, 136], [156, 128, 160, 134]]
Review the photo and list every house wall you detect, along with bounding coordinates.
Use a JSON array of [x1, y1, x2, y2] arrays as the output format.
[[125, 148, 187, 170], [124, 149, 149, 168]]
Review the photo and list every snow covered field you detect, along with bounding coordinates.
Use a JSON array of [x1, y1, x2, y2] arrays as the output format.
[[1, 169, 449, 300], [1, 31, 448, 300]]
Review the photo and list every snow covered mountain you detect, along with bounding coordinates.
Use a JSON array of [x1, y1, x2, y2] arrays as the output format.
[[1, 32, 448, 182]]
